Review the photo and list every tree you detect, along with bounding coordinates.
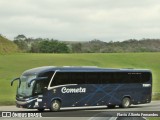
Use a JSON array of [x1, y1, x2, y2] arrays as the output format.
[[14, 34, 27, 41], [13, 40, 28, 52], [38, 40, 70, 53], [56, 42, 70, 53], [30, 41, 40, 53], [71, 43, 82, 53], [13, 34, 29, 52]]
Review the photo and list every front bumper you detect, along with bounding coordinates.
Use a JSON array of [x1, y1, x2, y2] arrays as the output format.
[[16, 98, 37, 109], [16, 97, 45, 109]]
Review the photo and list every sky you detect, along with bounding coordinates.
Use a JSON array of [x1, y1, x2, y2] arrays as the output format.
[[0, 0, 160, 41]]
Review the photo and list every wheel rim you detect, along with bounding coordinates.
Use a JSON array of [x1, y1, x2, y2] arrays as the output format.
[[123, 98, 130, 107], [52, 101, 59, 110]]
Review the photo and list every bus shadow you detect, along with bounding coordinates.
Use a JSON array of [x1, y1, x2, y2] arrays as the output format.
[[45, 105, 147, 112], [18, 105, 149, 113]]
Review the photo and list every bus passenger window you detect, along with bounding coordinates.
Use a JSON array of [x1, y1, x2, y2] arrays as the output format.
[[85, 72, 99, 84], [70, 72, 85, 84], [51, 72, 70, 86]]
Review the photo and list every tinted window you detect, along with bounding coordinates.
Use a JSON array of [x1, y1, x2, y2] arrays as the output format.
[[51, 72, 69, 86], [116, 72, 151, 83], [85, 72, 100, 84], [51, 72, 86, 86], [38, 71, 54, 86], [141, 72, 151, 83], [51, 71, 151, 86], [100, 72, 151, 84], [113, 72, 129, 83], [34, 80, 47, 95], [100, 72, 113, 83], [70, 72, 85, 84], [33, 71, 54, 95]]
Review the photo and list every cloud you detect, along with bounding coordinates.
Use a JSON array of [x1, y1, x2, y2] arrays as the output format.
[[0, 0, 160, 41]]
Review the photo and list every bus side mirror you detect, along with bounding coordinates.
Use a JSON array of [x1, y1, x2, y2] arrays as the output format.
[[28, 78, 36, 87], [11, 78, 20, 86]]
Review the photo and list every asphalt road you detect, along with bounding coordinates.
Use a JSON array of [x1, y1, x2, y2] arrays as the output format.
[[0, 101, 159, 120]]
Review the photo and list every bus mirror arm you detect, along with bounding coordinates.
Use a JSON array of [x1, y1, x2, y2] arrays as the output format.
[[28, 77, 48, 87], [11, 78, 20, 86]]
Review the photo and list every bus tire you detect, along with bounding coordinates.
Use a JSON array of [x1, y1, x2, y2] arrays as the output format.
[[120, 97, 131, 108], [50, 100, 61, 112]]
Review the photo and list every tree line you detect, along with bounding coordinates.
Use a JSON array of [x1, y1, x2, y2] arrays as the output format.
[[13, 35, 70, 53], [13, 34, 160, 53]]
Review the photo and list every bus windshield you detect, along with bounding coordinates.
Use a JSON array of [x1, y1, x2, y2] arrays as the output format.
[[17, 75, 37, 97]]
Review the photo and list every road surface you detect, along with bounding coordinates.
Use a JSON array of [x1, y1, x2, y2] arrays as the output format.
[[0, 101, 159, 120]]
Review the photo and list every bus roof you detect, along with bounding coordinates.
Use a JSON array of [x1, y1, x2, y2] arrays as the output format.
[[22, 66, 151, 76]]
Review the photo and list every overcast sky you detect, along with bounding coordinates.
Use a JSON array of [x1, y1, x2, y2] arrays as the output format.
[[0, 0, 160, 41]]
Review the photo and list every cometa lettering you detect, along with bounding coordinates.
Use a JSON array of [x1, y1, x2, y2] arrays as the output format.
[[61, 87, 86, 93]]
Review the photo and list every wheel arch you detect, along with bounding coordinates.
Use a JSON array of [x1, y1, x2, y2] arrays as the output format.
[[122, 95, 132, 101], [50, 97, 62, 105]]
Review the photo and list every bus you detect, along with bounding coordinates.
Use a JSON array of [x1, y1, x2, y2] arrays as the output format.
[[11, 66, 152, 111]]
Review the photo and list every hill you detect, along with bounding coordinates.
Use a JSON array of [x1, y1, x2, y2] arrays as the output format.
[[0, 35, 19, 54]]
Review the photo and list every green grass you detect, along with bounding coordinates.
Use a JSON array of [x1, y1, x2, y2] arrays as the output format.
[[0, 53, 160, 105]]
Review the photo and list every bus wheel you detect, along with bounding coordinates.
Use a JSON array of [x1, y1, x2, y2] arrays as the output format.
[[50, 100, 61, 112], [120, 97, 131, 108], [107, 105, 115, 109]]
